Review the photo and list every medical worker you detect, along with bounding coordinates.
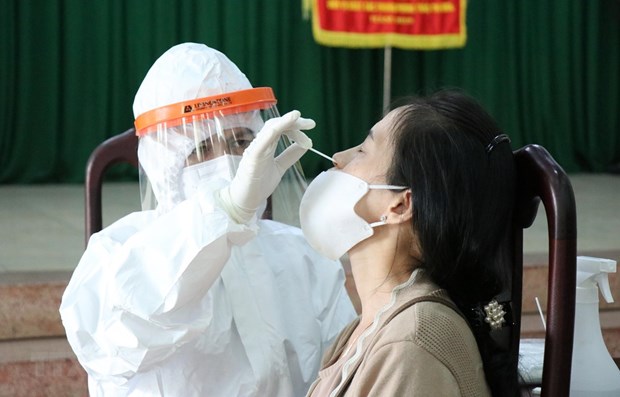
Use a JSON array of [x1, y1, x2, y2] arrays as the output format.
[[60, 42, 356, 397]]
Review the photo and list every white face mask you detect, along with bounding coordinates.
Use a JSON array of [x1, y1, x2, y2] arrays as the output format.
[[299, 169, 407, 260], [181, 155, 242, 200]]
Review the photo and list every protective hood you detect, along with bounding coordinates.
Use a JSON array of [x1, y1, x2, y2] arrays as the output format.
[[132, 43, 307, 227], [133, 42, 252, 119]]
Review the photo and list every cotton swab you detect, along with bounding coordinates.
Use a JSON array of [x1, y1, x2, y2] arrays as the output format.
[[308, 147, 335, 163]]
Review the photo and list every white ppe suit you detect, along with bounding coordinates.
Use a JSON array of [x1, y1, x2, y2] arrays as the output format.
[[59, 43, 356, 397]]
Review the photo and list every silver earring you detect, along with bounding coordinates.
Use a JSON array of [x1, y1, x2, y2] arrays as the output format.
[[380, 215, 387, 222]]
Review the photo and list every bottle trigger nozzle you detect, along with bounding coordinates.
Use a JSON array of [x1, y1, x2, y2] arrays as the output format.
[[595, 273, 614, 303]]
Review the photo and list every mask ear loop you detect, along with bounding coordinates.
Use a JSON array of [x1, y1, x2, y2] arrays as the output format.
[[369, 184, 407, 190], [367, 184, 407, 228], [369, 214, 388, 227]]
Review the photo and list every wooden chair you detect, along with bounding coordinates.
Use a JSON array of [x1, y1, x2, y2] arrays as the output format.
[[84, 128, 138, 245], [511, 144, 577, 396]]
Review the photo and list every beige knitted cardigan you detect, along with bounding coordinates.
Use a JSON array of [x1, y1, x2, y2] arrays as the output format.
[[307, 272, 491, 397]]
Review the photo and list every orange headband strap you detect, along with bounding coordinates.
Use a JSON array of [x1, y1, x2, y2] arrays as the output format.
[[134, 87, 277, 136]]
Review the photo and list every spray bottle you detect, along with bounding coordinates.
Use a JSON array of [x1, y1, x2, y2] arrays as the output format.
[[570, 256, 620, 396]]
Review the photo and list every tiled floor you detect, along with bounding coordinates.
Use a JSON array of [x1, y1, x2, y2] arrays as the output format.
[[0, 183, 140, 272], [0, 173, 619, 273]]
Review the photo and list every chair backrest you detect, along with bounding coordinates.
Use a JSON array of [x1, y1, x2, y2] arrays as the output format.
[[510, 144, 577, 397], [84, 128, 139, 245]]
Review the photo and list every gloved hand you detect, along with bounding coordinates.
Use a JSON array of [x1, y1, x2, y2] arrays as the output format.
[[138, 131, 199, 213], [218, 110, 315, 224]]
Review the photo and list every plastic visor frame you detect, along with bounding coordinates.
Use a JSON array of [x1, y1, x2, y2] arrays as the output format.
[[134, 87, 277, 136]]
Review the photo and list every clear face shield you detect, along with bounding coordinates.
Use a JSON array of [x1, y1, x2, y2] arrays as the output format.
[[134, 87, 308, 226]]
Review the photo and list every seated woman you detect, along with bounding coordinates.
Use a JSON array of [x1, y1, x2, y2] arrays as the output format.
[[300, 89, 518, 396]]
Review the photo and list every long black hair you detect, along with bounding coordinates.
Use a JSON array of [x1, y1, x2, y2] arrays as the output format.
[[387, 89, 518, 396]]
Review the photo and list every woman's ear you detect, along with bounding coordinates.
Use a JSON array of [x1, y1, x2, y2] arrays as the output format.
[[387, 189, 413, 224]]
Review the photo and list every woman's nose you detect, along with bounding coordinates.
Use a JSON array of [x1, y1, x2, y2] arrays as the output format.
[[332, 146, 357, 169], [332, 151, 345, 168]]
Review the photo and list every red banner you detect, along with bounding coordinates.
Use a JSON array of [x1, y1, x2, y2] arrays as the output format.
[[310, 0, 466, 49]]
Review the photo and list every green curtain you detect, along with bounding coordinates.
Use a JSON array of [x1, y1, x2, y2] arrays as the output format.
[[1, 0, 619, 183]]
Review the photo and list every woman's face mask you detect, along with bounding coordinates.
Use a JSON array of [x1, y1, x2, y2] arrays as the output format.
[[299, 169, 406, 260]]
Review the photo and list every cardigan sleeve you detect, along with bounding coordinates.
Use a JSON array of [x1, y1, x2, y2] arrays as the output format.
[[350, 340, 462, 396]]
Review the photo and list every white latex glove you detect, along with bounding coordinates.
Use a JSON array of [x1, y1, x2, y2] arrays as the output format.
[[138, 132, 197, 213], [218, 110, 315, 224]]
